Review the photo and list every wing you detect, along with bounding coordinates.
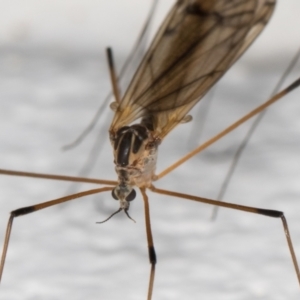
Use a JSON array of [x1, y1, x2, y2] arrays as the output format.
[[117, 0, 159, 98], [110, 0, 276, 138]]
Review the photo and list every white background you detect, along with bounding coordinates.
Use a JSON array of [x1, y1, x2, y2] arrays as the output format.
[[0, 1, 300, 299]]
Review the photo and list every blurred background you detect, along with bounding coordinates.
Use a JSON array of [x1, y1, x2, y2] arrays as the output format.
[[0, 1, 300, 299]]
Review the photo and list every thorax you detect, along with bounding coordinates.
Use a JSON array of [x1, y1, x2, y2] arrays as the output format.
[[110, 124, 160, 188]]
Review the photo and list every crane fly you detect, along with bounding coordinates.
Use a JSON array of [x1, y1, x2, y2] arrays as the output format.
[[1, 0, 300, 299]]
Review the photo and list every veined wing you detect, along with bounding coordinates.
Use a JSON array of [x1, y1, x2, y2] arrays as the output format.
[[110, 0, 276, 138]]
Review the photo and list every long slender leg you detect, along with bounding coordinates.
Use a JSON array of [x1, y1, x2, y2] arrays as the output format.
[[62, 0, 159, 150], [149, 185, 300, 286], [0, 186, 113, 283], [156, 77, 300, 180], [140, 188, 156, 300], [0, 168, 117, 185], [106, 47, 121, 104], [211, 47, 300, 220]]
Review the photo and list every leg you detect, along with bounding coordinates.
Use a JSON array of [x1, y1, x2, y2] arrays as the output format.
[[0, 186, 113, 283], [140, 188, 156, 300], [149, 184, 300, 286], [0, 168, 117, 185], [155, 77, 300, 180], [62, 0, 159, 150], [211, 47, 300, 220], [107, 48, 121, 104]]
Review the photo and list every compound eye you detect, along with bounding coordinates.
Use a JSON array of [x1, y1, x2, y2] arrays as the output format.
[[111, 188, 118, 200], [126, 189, 136, 202]]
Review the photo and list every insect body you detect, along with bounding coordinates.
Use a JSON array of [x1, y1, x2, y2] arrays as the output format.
[[111, 123, 159, 210], [108, 0, 276, 212]]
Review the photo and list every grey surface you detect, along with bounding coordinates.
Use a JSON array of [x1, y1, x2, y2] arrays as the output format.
[[1, 1, 300, 300]]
